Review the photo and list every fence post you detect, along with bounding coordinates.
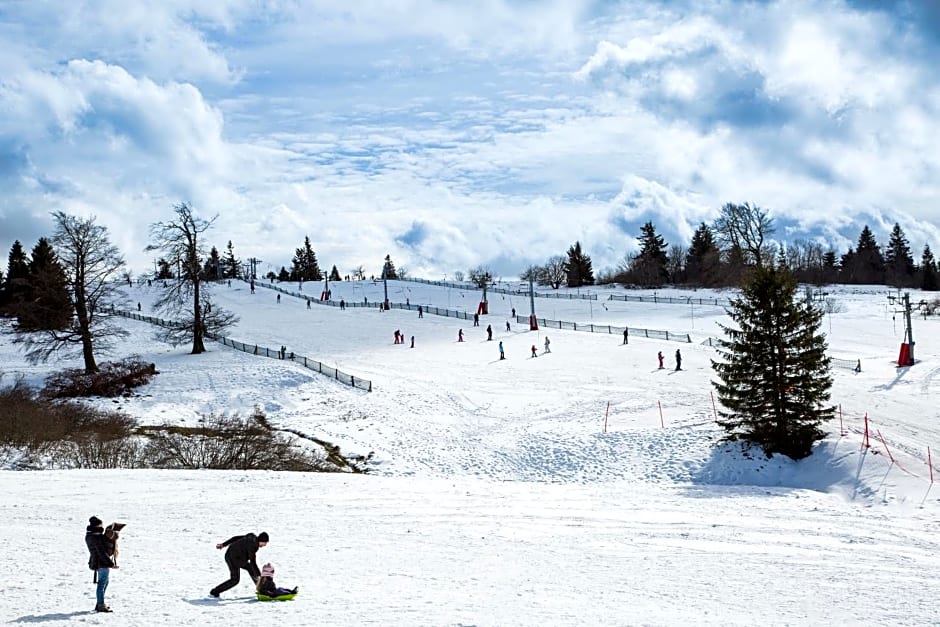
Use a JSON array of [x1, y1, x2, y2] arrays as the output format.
[[710, 391, 718, 422]]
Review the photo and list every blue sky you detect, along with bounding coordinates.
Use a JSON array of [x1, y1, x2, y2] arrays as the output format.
[[1, 0, 938, 279]]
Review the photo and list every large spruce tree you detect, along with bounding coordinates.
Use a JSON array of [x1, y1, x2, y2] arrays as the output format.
[[685, 222, 721, 286], [843, 226, 884, 284], [711, 264, 833, 460], [1, 240, 30, 313], [291, 236, 322, 281], [382, 254, 398, 279], [884, 223, 914, 287], [16, 238, 72, 331], [565, 241, 594, 287], [630, 221, 669, 286], [921, 244, 938, 291]]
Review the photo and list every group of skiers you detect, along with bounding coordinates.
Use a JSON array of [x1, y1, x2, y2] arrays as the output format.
[[86, 518, 296, 612]]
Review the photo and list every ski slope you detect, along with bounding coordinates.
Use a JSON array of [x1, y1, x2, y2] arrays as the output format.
[[2, 279, 939, 625]]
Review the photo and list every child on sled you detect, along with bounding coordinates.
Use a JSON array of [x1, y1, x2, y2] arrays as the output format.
[[257, 563, 298, 598]]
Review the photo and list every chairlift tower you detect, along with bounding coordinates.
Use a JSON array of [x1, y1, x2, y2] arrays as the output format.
[[888, 292, 915, 366]]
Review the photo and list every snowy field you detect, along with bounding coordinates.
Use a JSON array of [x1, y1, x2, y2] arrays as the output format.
[[2, 279, 940, 625]]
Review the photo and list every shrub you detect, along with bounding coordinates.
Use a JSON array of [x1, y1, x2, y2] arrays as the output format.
[[43, 357, 157, 398], [141, 408, 337, 472]]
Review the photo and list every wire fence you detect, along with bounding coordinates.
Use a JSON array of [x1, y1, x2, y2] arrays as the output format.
[[607, 294, 732, 307], [514, 316, 692, 343], [700, 335, 862, 372], [399, 277, 598, 300], [107, 308, 372, 392]]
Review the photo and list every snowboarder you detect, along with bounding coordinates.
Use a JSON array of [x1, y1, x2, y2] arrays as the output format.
[[86, 516, 116, 613], [531, 345, 538, 358], [256, 563, 297, 598], [498, 341, 505, 360], [473, 313, 480, 327], [675, 349, 682, 371], [544, 337, 551, 353], [210, 531, 269, 598], [623, 328, 628, 345], [458, 329, 464, 342], [486, 324, 493, 341], [658, 351, 664, 369]]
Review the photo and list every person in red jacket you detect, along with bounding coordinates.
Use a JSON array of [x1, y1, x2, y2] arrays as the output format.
[[210, 531, 269, 597]]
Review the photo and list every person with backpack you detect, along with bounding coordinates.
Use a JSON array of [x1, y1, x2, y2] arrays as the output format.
[[210, 531, 269, 598], [86, 516, 116, 613]]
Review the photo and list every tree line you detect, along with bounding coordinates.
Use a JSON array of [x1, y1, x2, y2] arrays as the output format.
[[522, 203, 938, 291]]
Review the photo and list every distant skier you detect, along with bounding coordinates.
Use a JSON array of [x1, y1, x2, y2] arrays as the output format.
[[512, 307, 516, 318], [675, 349, 682, 371], [658, 351, 664, 369], [544, 337, 551, 354], [418, 305, 423, 318], [531, 345, 538, 358], [458, 329, 464, 342], [622, 328, 628, 345], [506, 321, 511, 332], [394, 330, 400, 344], [306, 298, 311, 309], [486, 324, 493, 340], [473, 313, 480, 327], [498, 341, 505, 360], [276, 294, 281, 304], [137, 302, 141, 311], [410, 335, 415, 348]]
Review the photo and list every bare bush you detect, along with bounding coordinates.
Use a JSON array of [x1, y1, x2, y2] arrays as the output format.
[[141, 409, 336, 472], [43, 357, 157, 398]]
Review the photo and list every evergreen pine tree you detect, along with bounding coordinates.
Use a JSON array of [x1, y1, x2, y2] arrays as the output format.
[[329, 265, 341, 281], [822, 250, 838, 284], [850, 226, 885, 284], [711, 265, 833, 460], [203, 245, 222, 280], [685, 223, 721, 286], [156, 258, 175, 280], [17, 238, 72, 331], [884, 223, 915, 287], [921, 244, 938, 292], [565, 241, 594, 287], [291, 236, 322, 281], [382, 254, 398, 279], [277, 266, 290, 282], [222, 241, 240, 279], [1, 241, 31, 313], [631, 221, 669, 286]]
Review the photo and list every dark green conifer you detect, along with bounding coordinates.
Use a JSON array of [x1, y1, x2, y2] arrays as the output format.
[[711, 265, 833, 460]]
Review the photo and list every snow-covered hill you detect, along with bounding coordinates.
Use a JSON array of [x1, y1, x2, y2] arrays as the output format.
[[2, 280, 939, 625]]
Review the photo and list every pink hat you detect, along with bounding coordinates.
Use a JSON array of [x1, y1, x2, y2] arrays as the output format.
[[261, 563, 275, 578]]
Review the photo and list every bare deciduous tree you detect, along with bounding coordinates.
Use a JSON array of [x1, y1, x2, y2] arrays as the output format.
[[713, 202, 775, 268], [14, 212, 128, 373], [146, 203, 237, 354]]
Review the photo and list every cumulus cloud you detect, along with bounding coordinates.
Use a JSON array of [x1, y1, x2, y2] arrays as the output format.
[[1, 0, 939, 279]]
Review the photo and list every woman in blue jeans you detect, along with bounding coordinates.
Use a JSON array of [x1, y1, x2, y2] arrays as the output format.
[[85, 516, 116, 613]]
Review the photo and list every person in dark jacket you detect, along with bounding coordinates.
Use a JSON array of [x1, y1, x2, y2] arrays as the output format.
[[86, 516, 115, 613], [209, 532, 269, 598]]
